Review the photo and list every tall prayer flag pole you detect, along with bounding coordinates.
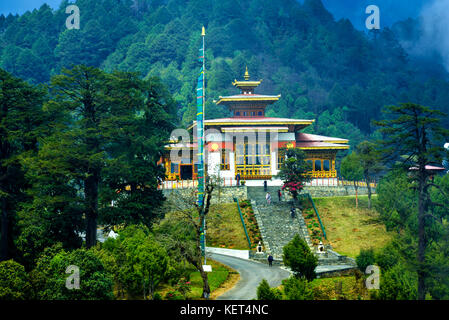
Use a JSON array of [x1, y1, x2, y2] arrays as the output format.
[[197, 26, 207, 264]]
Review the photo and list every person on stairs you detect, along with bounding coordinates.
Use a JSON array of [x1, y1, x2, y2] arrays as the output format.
[[266, 192, 272, 205]]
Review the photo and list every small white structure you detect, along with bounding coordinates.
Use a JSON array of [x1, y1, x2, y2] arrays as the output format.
[[108, 230, 119, 239], [257, 241, 263, 253], [317, 241, 325, 254], [203, 265, 212, 272]]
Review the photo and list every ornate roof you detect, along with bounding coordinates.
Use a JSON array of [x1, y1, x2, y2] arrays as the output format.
[[216, 94, 281, 105], [296, 133, 349, 144], [188, 117, 315, 129]]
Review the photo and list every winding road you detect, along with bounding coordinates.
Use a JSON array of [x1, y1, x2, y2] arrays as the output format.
[[210, 253, 291, 300]]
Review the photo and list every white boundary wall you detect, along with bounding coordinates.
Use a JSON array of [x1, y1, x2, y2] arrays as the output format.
[[206, 247, 249, 260]]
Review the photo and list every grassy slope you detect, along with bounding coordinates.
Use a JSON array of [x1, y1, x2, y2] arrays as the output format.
[[156, 259, 239, 299], [311, 195, 393, 258], [206, 203, 249, 250], [310, 275, 370, 300]]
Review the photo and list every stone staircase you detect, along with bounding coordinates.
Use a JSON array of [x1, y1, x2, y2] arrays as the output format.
[[247, 186, 357, 273], [247, 186, 312, 261]]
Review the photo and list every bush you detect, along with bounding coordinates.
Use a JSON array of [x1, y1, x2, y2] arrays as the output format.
[[153, 292, 162, 300], [165, 290, 184, 300], [0, 260, 33, 300], [282, 235, 317, 281], [374, 242, 401, 271], [283, 277, 314, 300], [356, 248, 376, 272], [31, 247, 114, 300], [257, 279, 282, 300], [375, 263, 418, 300]]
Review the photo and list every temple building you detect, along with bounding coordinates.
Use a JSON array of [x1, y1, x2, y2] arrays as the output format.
[[162, 68, 349, 182]]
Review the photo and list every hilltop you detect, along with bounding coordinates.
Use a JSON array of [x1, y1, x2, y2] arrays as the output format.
[[1, 0, 449, 148]]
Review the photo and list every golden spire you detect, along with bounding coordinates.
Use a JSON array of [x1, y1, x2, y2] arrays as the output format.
[[244, 66, 250, 80], [201, 26, 206, 36]]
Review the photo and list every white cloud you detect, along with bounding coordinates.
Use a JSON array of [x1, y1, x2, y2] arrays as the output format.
[[419, 0, 449, 71]]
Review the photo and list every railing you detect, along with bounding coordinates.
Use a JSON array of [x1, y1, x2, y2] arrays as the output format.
[[298, 193, 327, 240], [158, 177, 377, 190], [304, 178, 377, 189], [158, 178, 240, 190], [234, 198, 252, 249], [338, 179, 377, 188]]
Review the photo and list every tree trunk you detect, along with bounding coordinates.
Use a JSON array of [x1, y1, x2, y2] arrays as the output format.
[[143, 276, 146, 300], [148, 277, 154, 300], [417, 174, 427, 300], [84, 170, 99, 248], [353, 181, 358, 208], [200, 266, 211, 299], [0, 198, 8, 261], [365, 174, 372, 209]]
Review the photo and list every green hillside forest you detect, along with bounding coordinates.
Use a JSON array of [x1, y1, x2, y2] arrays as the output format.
[[1, 0, 449, 151]]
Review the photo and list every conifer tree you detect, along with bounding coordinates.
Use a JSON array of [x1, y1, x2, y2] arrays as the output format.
[[0, 69, 46, 261], [375, 102, 449, 300], [31, 65, 174, 248]]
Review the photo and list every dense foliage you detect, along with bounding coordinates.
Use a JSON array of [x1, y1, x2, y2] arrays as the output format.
[[277, 148, 311, 200], [282, 234, 317, 281], [368, 170, 449, 300], [1, 0, 449, 146]]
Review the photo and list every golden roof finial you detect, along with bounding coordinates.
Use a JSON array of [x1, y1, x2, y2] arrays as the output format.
[[244, 66, 250, 80]]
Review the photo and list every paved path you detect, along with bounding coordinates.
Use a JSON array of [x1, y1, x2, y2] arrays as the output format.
[[210, 253, 291, 300]]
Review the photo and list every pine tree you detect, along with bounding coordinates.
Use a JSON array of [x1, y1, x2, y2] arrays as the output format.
[[374, 102, 449, 300], [0, 69, 46, 261], [33, 65, 175, 248]]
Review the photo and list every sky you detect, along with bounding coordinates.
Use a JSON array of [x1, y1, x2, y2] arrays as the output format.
[[0, 0, 62, 15], [0, 0, 427, 28]]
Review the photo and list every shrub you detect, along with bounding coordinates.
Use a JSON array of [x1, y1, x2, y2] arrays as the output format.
[[356, 248, 376, 272], [376, 263, 418, 300], [165, 290, 184, 300], [257, 279, 282, 300], [153, 292, 162, 300], [283, 277, 314, 300], [0, 260, 33, 300], [31, 247, 114, 300], [375, 243, 400, 271], [282, 235, 317, 281]]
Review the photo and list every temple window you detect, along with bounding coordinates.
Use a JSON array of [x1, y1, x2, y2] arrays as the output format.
[[236, 111, 240, 116], [323, 160, 330, 171], [277, 149, 285, 169], [171, 163, 179, 174], [221, 149, 230, 170], [315, 160, 322, 171], [258, 111, 263, 116]]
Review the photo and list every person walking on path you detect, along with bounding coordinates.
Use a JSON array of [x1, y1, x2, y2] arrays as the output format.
[[277, 189, 282, 202], [268, 255, 273, 267], [266, 192, 271, 205], [290, 206, 296, 220]]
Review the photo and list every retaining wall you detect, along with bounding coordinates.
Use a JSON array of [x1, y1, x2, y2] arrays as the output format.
[[162, 186, 247, 204]]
